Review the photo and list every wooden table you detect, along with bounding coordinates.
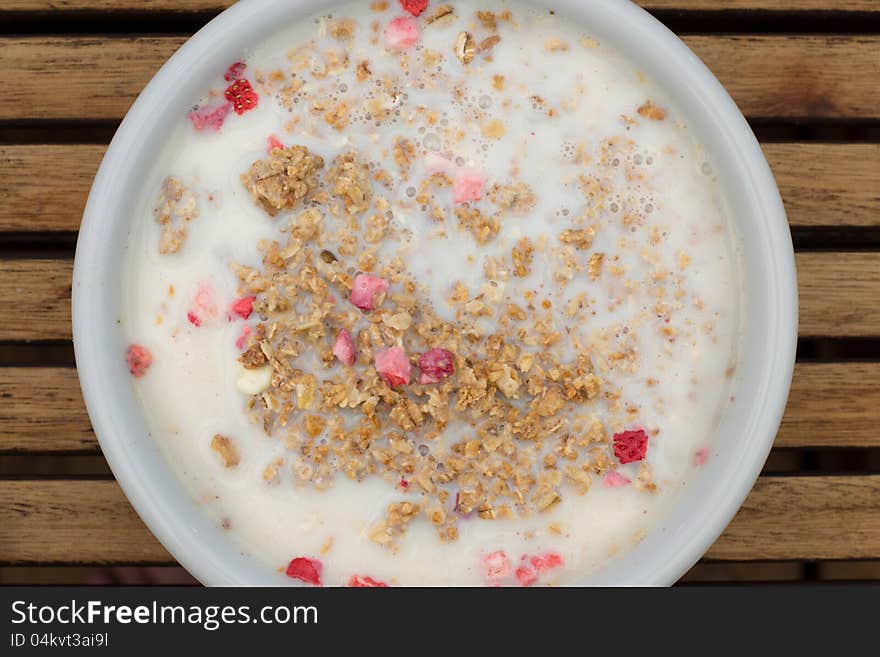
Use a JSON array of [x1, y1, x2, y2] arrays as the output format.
[[1, 0, 879, 586]]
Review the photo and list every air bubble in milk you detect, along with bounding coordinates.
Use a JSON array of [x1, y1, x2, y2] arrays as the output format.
[[609, 202, 619, 213], [406, 186, 416, 198], [455, 156, 465, 166], [478, 95, 492, 109], [423, 133, 441, 151], [701, 161, 712, 175]]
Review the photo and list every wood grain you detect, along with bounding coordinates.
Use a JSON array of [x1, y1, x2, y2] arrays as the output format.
[[2, 361, 878, 454], [0, 260, 72, 341], [2, 476, 876, 564], [2, 36, 879, 120], [3, 1, 878, 13], [0, 367, 94, 453], [3, 143, 878, 232], [1, 253, 876, 341]]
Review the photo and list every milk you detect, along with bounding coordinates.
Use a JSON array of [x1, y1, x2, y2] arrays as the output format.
[[121, 0, 742, 585]]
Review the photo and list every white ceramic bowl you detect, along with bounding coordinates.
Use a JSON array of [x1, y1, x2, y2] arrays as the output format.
[[73, 0, 798, 585]]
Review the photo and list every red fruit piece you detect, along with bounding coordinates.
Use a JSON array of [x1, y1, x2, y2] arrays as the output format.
[[285, 557, 322, 586], [613, 428, 649, 464], [188, 102, 232, 131], [529, 552, 563, 572], [350, 273, 389, 311], [418, 347, 454, 384], [230, 295, 256, 320], [267, 134, 285, 152], [333, 328, 356, 366], [348, 575, 388, 587], [224, 61, 247, 82], [694, 447, 709, 466], [229, 296, 257, 319], [603, 470, 631, 488], [224, 79, 259, 115], [187, 282, 217, 327], [374, 346, 411, 387], [384, 16, 420, 51], [235, 325, 252, 351], [484, 551, 511, 581], [126, 344, 153, 378], [400, 0, 428, 16], [515, 566, 538, 587], [453, 167, 485, 204], [187, 311, 202, 327]]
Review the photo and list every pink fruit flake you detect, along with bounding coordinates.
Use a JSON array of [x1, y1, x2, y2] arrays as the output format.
[[384, 16, 420, 51], [188, 101, 232, 132], [348, 575, 388, 587], [418, 348, 454, 384], [400, 0, 428, 16], [267, 134, 285, 152], [613, 428, 649, 464], [224, 61, 247, 82], [484, 551, 511, 581], [229, 295, 256, 320], [285, 557, 323, 586], [694, 447, 709, 466], [333, 328, 356, 366], [603, 470, 632, 488], [187, 311, 202, 327], [453, 167, 485, 204], [515, 566, 538, 587], [126, 344, 153, 378], [187, 283, 218, 327], [529, 552, 563, 573], [235, 325, 252, 351], [350, 273, 389, 311], [374, 346, 412, 387]]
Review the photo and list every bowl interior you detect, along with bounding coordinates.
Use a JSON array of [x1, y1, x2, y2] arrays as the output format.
[[73, 0, 797, 585]]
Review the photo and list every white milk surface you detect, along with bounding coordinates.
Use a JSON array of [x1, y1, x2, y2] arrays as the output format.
[[121, 0, 743, 585]]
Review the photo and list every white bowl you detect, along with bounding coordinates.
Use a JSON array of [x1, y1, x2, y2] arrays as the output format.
[[73, 0, 798, 586]]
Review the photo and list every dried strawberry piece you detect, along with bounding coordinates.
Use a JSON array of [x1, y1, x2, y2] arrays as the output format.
[[235, 325, 252, 351], [529, 552, 563, 572], [613, 428, 649, 464], [374, 346, 412, 387], [603, 470, 632, 488], [694, 447, 709, 466], [384, 16, 420, 51], [350, 273, 389, 311], [187, 311, 202, 327], [224, 79, 259, 115], [452, 167, 485, 204], [484, 551, 511, 581], [418, 347, 454, 384], [229, 295, 256, 320], [267, 134, 285, 152], [333, 329, 356, 366], [188, 101, 232, 131], [285, 557, 323, 586], [126, 344, 152, 378], [187, 282, 217, 327], [348, 575, 388, 587], [424, 152, 453, 174], [400, 0, 428, 16], [515, 566, 538, 587], [224, 61, 247, 82]]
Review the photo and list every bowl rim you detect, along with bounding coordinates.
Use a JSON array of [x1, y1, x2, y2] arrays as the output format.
[[73, 0, 798, 586]]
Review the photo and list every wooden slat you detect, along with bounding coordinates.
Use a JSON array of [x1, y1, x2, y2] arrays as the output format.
[[0, 145, 105, 233], [797, 252, 880, 338], [2, 361, 878, 454], [2, 1, 878, 13], [3, 143, 878, 233], [1, 476, 876, 564], [2, 36, 879, 120], [1, 253, 876, 341], [0, 367, 94, 453], [764, 143, 880, 228], [0, 260, 71, 341], [778, 363, 880, 448]]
